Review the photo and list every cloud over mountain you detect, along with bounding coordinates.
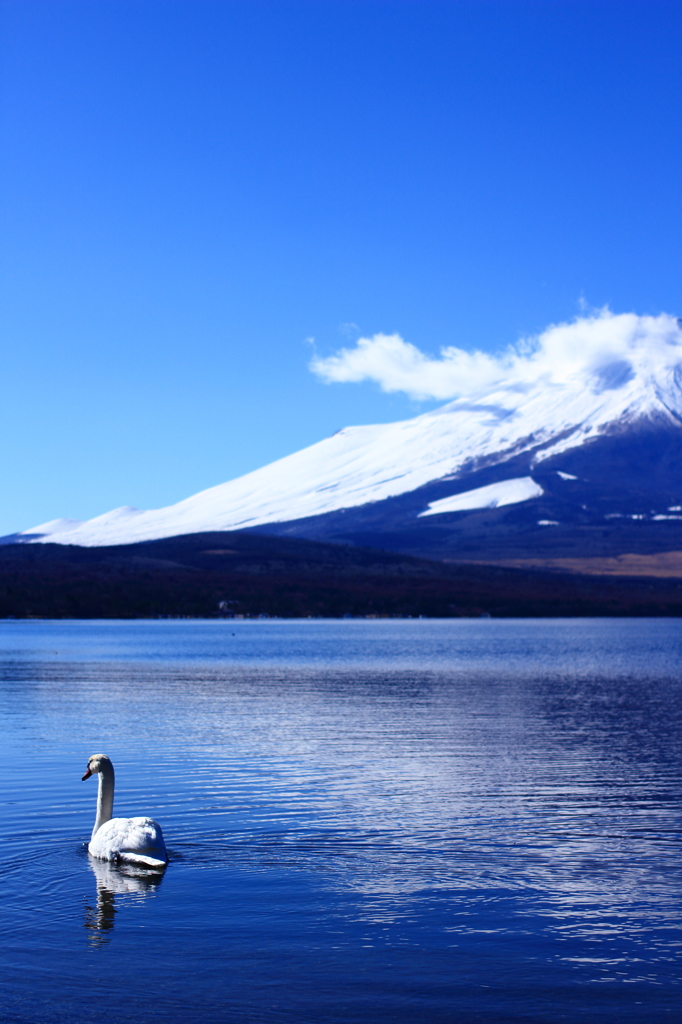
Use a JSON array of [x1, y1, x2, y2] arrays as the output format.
[[310, 311, 682, 401], [11, 309, 682, 549]]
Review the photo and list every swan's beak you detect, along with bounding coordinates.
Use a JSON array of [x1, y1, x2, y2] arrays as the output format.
[[82, 768, 93, 780]]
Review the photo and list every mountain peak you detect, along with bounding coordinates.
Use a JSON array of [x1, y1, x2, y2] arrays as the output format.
[[12, 311, 682, 550]]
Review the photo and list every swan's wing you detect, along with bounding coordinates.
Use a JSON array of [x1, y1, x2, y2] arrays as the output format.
[[122, 817, 168, 861], [90, 817, 168, 868]]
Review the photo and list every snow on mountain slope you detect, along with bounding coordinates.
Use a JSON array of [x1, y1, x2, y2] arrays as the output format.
[[21, 518, 87, 538], [18, 312, 682, 548], [419, 477, 544, 516]]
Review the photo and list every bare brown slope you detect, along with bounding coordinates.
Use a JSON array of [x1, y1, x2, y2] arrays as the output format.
[[447, 551, 682, 578]]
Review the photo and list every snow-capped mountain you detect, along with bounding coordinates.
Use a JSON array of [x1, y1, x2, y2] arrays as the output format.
[[10, 312, 682, 560]]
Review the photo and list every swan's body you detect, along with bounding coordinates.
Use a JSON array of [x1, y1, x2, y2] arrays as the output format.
[[88, 815, 168, 867], [82, 754, 168, 869]]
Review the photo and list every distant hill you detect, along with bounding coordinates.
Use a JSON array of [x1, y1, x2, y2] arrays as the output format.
[[1, 531, 681, 619]]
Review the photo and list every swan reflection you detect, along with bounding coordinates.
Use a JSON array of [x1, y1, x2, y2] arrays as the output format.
[[84, 856, 163, 945]]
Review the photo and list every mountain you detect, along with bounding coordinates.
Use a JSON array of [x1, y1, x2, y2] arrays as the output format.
[[8, 312, 682, 565]]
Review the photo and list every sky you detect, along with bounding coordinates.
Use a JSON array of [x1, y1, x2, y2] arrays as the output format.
[[2, 0, 681, 535]]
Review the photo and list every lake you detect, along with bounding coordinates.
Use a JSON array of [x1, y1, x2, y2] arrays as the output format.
[[1, 618, 681, 1023]]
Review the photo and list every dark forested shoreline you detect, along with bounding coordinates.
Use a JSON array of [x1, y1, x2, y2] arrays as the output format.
[[1, 531, 681, 619]]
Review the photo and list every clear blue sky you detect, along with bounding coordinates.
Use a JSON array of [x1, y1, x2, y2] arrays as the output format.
[[2, 0, 681, 534]]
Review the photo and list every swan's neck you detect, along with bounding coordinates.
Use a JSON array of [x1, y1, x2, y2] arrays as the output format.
[[92, 762, 115, 839]]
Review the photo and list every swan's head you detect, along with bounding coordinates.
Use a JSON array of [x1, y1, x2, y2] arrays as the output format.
[[82, 754, 112, 781]]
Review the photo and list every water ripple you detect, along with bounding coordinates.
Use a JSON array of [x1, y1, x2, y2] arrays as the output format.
[[0, 619, 681, 1023]]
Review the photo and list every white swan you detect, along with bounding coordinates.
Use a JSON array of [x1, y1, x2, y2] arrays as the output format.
[[82, 754, 168, 869]]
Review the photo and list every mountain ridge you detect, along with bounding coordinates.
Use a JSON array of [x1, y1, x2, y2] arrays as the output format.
[[7, 312, 682, 561]]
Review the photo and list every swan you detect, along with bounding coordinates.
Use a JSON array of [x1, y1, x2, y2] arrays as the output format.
[[81, 754, 168, 869]]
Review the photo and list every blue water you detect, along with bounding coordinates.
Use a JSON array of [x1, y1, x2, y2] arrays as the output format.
[[1, 618, 681, 1023]]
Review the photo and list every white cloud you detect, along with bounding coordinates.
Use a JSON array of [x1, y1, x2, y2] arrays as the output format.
[[310, 310, 682, 401]]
